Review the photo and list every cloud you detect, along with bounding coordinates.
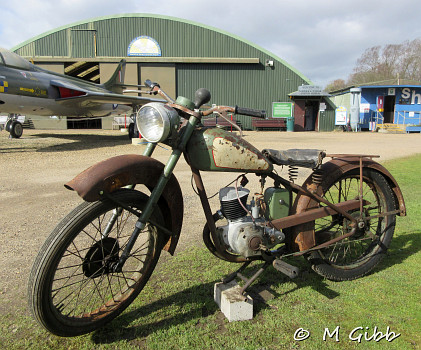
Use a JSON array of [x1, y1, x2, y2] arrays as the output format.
[[1, 0, 421, 87]]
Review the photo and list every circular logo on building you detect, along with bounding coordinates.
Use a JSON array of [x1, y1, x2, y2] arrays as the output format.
[[127, 36, 161, 56]]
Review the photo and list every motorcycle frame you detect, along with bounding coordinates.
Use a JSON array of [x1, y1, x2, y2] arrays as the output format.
[[190, 152, 404, 260], [121, 121, 400, 267], [65, 84, 406, 267]]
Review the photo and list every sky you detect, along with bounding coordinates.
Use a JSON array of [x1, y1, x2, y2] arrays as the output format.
[[1, 0, 421, 88]]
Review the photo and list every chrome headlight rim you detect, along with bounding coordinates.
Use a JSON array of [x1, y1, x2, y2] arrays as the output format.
[[136, 102, 180, 143]]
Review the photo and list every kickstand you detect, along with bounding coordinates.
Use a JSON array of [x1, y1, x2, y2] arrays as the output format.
[[223, 260, 271, 295]]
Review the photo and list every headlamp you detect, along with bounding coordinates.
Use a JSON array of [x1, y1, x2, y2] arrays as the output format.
[[136, 103, 180, 143]]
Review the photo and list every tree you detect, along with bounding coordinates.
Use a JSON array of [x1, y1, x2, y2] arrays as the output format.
[[326, 79, 346, 92], [347, 38, 421, 85]]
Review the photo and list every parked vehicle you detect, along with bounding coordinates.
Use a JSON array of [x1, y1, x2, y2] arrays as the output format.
[[28, 81, 406, 336]]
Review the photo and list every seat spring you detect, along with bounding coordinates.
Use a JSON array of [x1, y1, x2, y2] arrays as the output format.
[[288, 165, 298, 182], [312, 168, 324, 185]]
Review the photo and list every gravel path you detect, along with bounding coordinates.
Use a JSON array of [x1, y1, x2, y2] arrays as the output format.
[[1, 129, 420, 314]]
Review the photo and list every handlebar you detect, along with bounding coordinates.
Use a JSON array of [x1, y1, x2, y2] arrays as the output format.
[[144, 79, 175, 103], [235, 106, 266, 119], [201, 105, 266, 119], [144, 79, 159, 89], [144, 80, 266, 119]]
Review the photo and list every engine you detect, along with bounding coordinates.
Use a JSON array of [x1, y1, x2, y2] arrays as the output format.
[[216, 186, 287, 258]]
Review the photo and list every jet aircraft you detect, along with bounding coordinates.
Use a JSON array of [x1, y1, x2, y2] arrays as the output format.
[[0, 47, 162, 138]]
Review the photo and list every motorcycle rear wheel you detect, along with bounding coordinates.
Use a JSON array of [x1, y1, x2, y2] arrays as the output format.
[[303, 169, 396, 281], [28, 189, 164, 336]]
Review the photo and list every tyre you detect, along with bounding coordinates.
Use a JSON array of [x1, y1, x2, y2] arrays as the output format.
[[5, 119, 12, 132], [128, 122, 139, 139], [128, 123, 134, 139], [28, 190, 164, 336], [306, 169, 396, 281], [10, 121, 23, 138]]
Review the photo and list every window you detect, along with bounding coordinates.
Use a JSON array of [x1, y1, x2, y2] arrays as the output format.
[[0, 48, 32, 70]]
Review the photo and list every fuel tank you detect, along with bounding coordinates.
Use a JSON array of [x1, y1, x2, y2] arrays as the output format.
[[184, 127, 273, 173]]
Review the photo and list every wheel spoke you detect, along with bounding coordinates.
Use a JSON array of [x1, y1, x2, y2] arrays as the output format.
[[313, 171, 394, 271], [328, 242, 339, 262], [32, 192, 162, 331]]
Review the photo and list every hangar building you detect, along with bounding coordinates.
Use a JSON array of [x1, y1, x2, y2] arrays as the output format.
[[12, 13, 335, 131]]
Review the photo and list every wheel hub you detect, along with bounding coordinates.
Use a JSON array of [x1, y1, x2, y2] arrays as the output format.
[[343, 211, 368, 239], [82, 237, 120, 278]]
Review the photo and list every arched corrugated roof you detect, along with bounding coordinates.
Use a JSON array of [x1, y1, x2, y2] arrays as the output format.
[[12, 13, 310, 83]]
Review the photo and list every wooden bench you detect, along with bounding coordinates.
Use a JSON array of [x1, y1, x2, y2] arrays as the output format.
[[252, 117, 286, 130], [202, 116, 237, 128]]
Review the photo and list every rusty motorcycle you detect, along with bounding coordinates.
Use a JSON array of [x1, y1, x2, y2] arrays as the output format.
[[28, 81, 406, 336]]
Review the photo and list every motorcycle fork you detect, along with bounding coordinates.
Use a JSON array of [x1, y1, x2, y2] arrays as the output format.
[[112, 116, 199, 271], [101, 142, 158, 239]]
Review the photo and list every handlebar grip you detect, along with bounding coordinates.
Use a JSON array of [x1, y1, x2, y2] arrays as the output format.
[[145, 79, 160, 89], [235, 106, 266, 119]]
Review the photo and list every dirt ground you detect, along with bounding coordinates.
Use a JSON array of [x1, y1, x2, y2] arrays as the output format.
[[1, 128, 421, 315]]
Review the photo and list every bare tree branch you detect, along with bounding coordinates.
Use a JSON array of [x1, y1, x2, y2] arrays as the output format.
[[344, 38, 421, 87]]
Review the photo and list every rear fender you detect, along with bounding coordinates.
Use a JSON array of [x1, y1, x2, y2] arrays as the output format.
[[64, 154, 183, 255], [323, 157, 406, 216], [289, 157, 406, 252]]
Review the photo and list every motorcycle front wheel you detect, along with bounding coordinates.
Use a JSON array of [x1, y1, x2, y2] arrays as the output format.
[[28, 189, 164, 337]]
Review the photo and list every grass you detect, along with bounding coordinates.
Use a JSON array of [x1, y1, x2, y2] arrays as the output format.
[[1, 154, 420, 350]]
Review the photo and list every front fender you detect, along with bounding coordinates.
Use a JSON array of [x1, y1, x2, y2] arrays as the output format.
[[64, 154, 183, 255]]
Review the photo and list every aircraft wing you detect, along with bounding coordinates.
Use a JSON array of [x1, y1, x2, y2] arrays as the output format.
[[50, 80, 165, 107]]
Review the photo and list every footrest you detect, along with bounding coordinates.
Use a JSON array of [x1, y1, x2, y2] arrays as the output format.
[[273, 259, 300, 278], [262, 149, 325, 168]]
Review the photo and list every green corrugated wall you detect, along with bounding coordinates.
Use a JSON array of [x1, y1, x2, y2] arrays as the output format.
[[13, 14, 311, 122], [176, 63, 303, 129], [15, 15, 304, 60]]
